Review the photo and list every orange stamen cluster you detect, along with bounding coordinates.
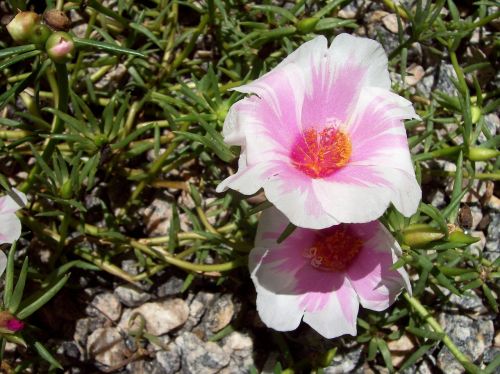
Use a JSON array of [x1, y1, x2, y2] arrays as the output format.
[[304, 225, 363, 271], [291, 127, 352, 178]]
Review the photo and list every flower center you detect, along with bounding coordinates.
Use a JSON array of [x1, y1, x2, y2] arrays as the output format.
[[290, 127, 352, 178], [303, 225, 363, 271]]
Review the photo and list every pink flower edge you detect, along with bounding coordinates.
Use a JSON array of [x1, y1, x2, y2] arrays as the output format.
[[249, 208, 411, 339], [0, 189, 27, 245], [217, 33, 421, 229]]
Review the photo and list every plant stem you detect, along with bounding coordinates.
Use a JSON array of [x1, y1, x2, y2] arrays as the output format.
[[130, 240, 245, 273], [403, 293, 481, 374], [20, 63, 69, 193]]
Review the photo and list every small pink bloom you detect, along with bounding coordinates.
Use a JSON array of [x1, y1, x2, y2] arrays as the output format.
[[0, 189, 27, 246], [5, 318, 24, 332], [249, 208, 411, 339], [0, 311, 24, 333], [217, 34, 421, 229]]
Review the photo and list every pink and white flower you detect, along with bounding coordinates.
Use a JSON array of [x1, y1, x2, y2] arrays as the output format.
[[0, 189, 27, 246], [249, 208, 411, 339], [217, 34, 421, 229]]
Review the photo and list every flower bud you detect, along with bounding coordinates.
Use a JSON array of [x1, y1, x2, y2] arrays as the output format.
[[402, 224, 444, 248], [471, 106, 481, 124], [447, 228, 479, 245], [468, 147, 500, 161], [6, 11, 40, 43], [29, 24, 51, 48], [0, 311, 24, 333], [43, 9, 70, 31], [59, 179, 73, 199], [45, 32, 75, 63], [296, 17, 320, 34]]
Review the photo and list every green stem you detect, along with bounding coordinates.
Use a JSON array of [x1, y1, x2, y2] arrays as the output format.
[[130, 240, 245, 272], [449, 51, 468, 95], [403, 293, 481, 373], [20, 63, 69, 193], [422, 168, 500, 181], [413, 145, 462, 162]]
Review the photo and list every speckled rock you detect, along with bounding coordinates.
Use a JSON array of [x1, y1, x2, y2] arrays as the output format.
[[387, 334, 415, 367], [203, 294, 235, 333], [156, 343, 182, 374], [119, 299, 189, 336], [485, 213, 499, 261], [446, 290, 487, 315], [175, 331, 230, 373], [87, 292, 122, 321], [324, 345, 364, 373], [115, 284, 151, 307], [437, 314, 494, 373], [157, 276, 184, 298], [86, 327, 128, 367], [221, 332, 254, 374], [186, 291, 216, 329], [73, 317, 106, 348]]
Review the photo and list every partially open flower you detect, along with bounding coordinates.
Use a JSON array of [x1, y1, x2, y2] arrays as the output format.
[[6, 11, 40, 43], [217, 34, 421, 229], [0, 189, 27, 245], [0, 312, 24, 333], [249, 208, 411, 339], [45, 31, 75, 63]]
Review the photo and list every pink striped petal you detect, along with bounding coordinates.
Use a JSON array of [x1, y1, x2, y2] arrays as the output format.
[[302, 276, 359, 338], [347, 223, 411, 311], [248, 209, 409, 339]]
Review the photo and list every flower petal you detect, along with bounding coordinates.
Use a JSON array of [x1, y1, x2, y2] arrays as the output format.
[[252, 224, 315, 294], [302, 275, 359, 338], [226, 63, 307, 156], [216, 160, 274, 195], [235, 36, 328, 97], [348, 86, 419, 172], [0, 250, 6, 278], [0, 189, 27, 214], [262, 164, 339, 229], [254, 206, 293, 248], [312, 176, 393, 224], [0, 213, 22, 245], [347, 222, 411, 311], [254, 283, 304, 332], [328, 33, 391, 91], [300, 33, 390, 129], [249, 246, 304, 332]]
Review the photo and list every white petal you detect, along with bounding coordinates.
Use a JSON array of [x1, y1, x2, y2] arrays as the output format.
[[234, 36, 328, 96], [249, 247, 304, 332], [216, 161, 273, 195], [0, 213, 22, 244], [0, 250, 6, 278], [254, 207, 290, 248], [255, 285, 303, 332], [374, 168, 421, 217], [303, 277, 359, 339], [328, 33, 391, 90], [0, 189, 27, 214], [312, 178, 393, 224], [221, 101, 246, 146]]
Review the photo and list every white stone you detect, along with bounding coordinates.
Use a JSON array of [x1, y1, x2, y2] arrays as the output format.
[[90, 292, 122, 321], [86, 327, 127, 367], [120, 299, 189, 336]]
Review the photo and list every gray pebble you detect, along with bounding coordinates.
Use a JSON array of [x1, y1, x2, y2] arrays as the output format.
[[115, 284, 151, 307], [437, 313, 494, 373], [175, 332, 230, 374]]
